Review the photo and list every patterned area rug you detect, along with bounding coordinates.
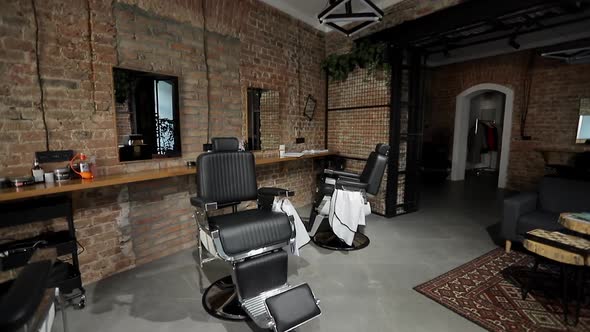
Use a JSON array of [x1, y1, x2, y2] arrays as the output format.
[[415, 248, 590, 331]]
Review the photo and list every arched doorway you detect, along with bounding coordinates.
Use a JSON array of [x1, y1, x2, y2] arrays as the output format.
[[450, 83, 514, 188]]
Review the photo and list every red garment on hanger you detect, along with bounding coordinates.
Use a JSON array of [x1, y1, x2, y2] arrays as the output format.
[[486, 125, 497, 151]]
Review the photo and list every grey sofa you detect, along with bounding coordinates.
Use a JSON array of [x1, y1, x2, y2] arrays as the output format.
[[502, 177, 590, 252]]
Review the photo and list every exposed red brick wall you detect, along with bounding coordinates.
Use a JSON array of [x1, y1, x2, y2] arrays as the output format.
[[428, 50, 590, 190], [112, 3, 242, 158], [72, 185, 136, 282], [239, 3, 326, 151], [0, 0, 326, 284], [256, 160, 321, 208], [1, 0, 115, 176], [0, 0, 326, 174], [127, 177, 196, 266]]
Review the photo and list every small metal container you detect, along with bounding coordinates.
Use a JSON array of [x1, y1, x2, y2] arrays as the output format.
[[54, 168, 71, 182], [11, 176, 35, 187], [128, 134, 144, 146]]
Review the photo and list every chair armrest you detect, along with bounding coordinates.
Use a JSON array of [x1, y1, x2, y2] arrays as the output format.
[[323, 169, 361, 179], [190, 197, 218, 211], [502, 192, 538, 241], [258, 187, 295, 198], [258, 188, 295, 211], [0, 260, 53, 331], [335, 179, 368, 191], [339, 176, 361, 183]]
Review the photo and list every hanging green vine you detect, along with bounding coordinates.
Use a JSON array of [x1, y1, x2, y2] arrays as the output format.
[[322, 41, 390, 82], [113, 69, 133, 104]]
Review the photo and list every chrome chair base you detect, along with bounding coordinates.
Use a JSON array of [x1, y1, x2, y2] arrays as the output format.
[[312, 231, 370, 251], [202, 276, 248, 321]]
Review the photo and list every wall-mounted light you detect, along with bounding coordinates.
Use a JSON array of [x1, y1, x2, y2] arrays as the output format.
[[318, 0, 384, 37]]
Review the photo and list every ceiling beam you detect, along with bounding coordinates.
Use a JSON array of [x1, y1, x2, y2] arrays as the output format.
[[364, 0, 574, 45]]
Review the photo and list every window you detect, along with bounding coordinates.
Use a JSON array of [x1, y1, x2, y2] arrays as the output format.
[[577, 116, 590, 141], [154, 80, 176, 154], [113, 68, 181, 161], [577, 98, 590, 144]]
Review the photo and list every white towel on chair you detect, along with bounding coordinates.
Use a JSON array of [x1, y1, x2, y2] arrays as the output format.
[[328, 189, 369, 246], [272, 197, 310, 256]]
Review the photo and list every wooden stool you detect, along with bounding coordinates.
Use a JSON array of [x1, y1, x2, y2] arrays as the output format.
[[523, 229, 590, 326]]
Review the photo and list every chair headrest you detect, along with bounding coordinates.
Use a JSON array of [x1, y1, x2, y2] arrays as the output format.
[[211, 137, 239, 152], [375, 143, 390, 156]]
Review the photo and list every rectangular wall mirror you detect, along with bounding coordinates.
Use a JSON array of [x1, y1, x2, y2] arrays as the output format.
[[577, 98, 590, 144], [113, 68, 181, 161], [246, 88, 280, 151]]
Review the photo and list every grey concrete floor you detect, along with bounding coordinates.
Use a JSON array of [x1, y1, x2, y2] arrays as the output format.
[[53, 175, 506, 332]]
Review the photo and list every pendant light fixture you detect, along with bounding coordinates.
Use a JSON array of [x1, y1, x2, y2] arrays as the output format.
[[318, 0, 384, 37]]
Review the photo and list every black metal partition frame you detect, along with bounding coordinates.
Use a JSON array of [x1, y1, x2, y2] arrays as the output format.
[[388, 48, 426, 217], [325, 56, 391, 216], [325, 46, 426, 218]]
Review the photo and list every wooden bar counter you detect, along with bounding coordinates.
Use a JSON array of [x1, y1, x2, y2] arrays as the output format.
[[0, 151, 336, 202]]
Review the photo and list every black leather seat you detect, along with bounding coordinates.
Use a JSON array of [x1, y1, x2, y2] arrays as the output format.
[[208, 209, 292, 256]]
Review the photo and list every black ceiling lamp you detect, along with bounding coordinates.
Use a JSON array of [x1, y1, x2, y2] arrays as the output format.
[[508, 35, 521, 50], [318, 0, 384, 37], [443, 48, 451, 58]]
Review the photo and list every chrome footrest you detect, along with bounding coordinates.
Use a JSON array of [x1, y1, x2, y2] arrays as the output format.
[[242, 284, 321, 332], [242, 285, 291, 329]]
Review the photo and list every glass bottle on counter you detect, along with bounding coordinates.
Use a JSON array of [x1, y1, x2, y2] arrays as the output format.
[[32, 159, 44, 183]]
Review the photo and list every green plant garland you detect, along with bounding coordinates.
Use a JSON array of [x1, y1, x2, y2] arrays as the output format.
[[322, 41, 390, 82], [113, 70, 133, 104]]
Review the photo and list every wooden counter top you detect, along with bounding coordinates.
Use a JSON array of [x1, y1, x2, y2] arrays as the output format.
[[0, 151, 336, 202], [255, 151, 334, 166], [0, 166, 196, 202]]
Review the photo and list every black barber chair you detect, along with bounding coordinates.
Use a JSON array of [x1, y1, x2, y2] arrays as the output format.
[[0, 260, 67, 332], [191, 137, 321, 332], [307, 143, 390, 251]]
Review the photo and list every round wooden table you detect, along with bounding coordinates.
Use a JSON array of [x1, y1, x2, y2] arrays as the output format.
[[559, 212, 590, 235], [524, 229, 590, 266], [523, 229, 590, 326]]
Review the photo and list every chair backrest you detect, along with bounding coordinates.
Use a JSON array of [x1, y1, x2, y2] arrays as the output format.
[[196, 137, 258, 205], [360, 143, 390, 195], [538, 177, 590, 213]]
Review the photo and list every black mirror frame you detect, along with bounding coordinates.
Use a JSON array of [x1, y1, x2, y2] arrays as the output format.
[[304, 94, 317, 121]]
